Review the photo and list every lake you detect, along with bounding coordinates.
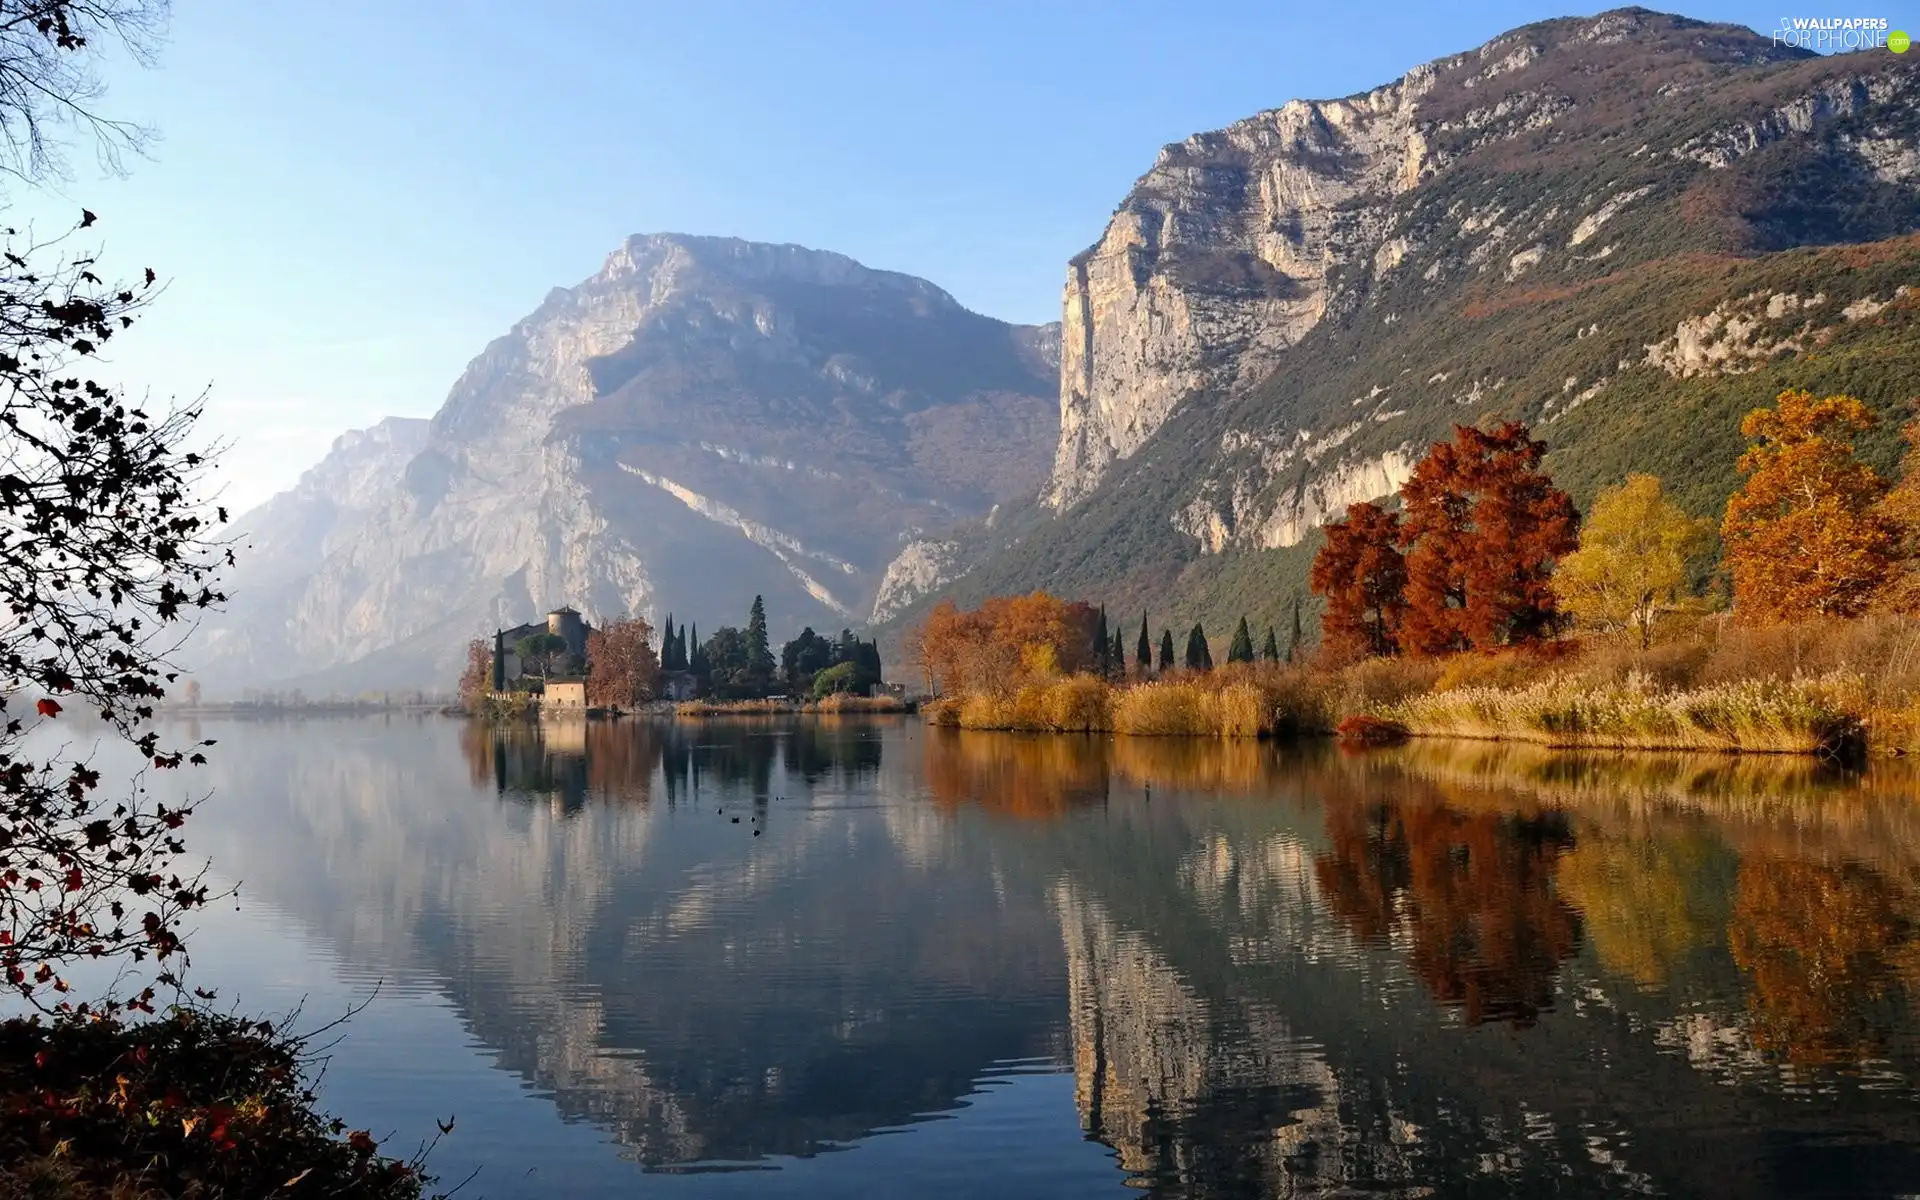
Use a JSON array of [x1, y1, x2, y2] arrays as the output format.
[[126, 716, 1920, 1197]]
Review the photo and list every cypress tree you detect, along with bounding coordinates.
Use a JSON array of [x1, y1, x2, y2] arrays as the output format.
[[1288, 594, 1304, 663], [1111, 628, 1126, 674], [492, 628, 505, 692], [1158, 629, 1175, 672], [661, 615, 676, 669], [1093, 606, 1110, 675], [747, 595, 774, 685], [1228, 617, 1254, 663], [1185, 624, 1209, 671], [1136, 615, 1151, 676], [1262, 626, 1281, 662]]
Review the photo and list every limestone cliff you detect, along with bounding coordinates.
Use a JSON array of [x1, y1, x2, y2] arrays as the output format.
[[926, 9, 1920, 645], [1043, 10, 1824, 512], [188, 235, 1058, 694]]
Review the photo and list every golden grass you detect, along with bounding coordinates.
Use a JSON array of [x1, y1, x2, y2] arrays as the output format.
[[675, 698, 791, 717], [915, 615, 1920, 755], [1378, 672, 1863, 754], [805, 693, 914, 714], [922, 667, 1335, 738]]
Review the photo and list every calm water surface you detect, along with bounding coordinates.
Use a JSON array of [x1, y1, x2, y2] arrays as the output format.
[[141, 716, 1920, 1197]]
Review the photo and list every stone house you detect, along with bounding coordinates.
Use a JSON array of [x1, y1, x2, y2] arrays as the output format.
[[494, 606, 596, 685], [543, 679, 587, 711]]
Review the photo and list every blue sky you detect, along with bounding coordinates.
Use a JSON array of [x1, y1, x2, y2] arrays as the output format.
[[27, 0, 1896, 513]]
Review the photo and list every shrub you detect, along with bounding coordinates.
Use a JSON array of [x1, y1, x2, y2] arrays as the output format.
[[1043, 675, 1111, 732], [1433, 651, 1549, 693], [0, 1009, 434, 1199], [1111, 682, 1215, 736], [1336, 714, 1412, 744]]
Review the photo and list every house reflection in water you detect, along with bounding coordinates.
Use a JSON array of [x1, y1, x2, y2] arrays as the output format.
[[460, 717, 885, 819]]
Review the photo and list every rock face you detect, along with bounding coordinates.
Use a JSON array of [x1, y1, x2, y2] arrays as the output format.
[[925, 9, 1920, 642], [1047, 78, 1435, 509], [1043, 9, 1824, 511], [189, 235, 1058, 695], [192, 417, 430, 680]]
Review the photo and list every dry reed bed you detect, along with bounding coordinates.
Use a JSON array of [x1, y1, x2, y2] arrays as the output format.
[[1376, 673, 1863, 754], [924, 670, 1332, 738], [674, 695, 913, 717]]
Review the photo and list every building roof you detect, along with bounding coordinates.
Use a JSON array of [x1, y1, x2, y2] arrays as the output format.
[[549, 605, 580, 616]]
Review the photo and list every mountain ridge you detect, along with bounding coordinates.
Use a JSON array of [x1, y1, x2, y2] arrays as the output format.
[[889, 7, 1920, 646], [188, 233, 1059, 695]]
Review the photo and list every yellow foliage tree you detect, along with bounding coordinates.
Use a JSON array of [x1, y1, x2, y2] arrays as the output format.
[[1553, 474, 1711, 648], [1872, 420, 1920, 614], [1721, 390, 1896, 623]]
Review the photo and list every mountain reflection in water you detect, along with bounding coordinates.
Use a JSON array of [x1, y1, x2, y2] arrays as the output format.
[[177, 717, 1920, 1197]]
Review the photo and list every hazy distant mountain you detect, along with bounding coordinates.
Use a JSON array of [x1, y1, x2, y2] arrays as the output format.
[[895, 8, 1920, 638], [186, 235, 1059, 695], [190, 417, 430, 684]]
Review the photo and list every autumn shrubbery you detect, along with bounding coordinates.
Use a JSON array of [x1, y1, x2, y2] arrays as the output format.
[[0, 1010, 434, 1200]]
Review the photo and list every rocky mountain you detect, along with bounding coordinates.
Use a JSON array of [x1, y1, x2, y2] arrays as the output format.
[[900, 9, 1920, 640], [191, 417, 430, 679], [188, 236, 1059, 695]]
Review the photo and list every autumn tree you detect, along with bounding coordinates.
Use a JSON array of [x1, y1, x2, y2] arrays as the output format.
[[586, 617, 660, 709], [0, 0, 230, 1013], [1310, 501, 1408, 659], [911, 592, 1099, 695], [1553, 474, 1711, 648], [1400, 422, 1577, 654], [1722, 390, 1896, 622], [457, 637, 491, 705], [1872, 420, 1920, 614]]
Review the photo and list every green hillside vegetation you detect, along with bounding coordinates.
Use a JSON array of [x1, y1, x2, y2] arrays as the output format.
[[877, 18, 1920, 655]]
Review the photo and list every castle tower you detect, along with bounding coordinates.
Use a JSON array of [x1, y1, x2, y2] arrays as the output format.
[[547, 606, 588, 659]]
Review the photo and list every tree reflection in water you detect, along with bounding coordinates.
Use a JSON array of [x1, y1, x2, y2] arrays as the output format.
[[208, 719, 1920, 1193], [1314, 786, 1582, 1027]]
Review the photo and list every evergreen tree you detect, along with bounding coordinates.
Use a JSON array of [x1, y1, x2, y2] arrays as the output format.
[[746, 595, 775, 685], [1093, 606, 1110, 675], [1111, 628, 1127, 675], [1288, 594, 1304, 663], [1262, 626, 1280, 662], [1185, 624, 1210, 671], [1136, 615, 1152, 677], [689, 623, 706, 677], [1228, 616, 1255, 663], [1159, 629, 1175, 672], [661, 615, 677, 670]]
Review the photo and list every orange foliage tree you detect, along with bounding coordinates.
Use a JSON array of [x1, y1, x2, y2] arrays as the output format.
[[1401, 422, 1578, 655], [1309, 501, 1408, 658], [1722, 390, 1897, 623], [457, 637, 491, 706], [585, 616, 660, 709], [913, 592, 1099, 695]]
